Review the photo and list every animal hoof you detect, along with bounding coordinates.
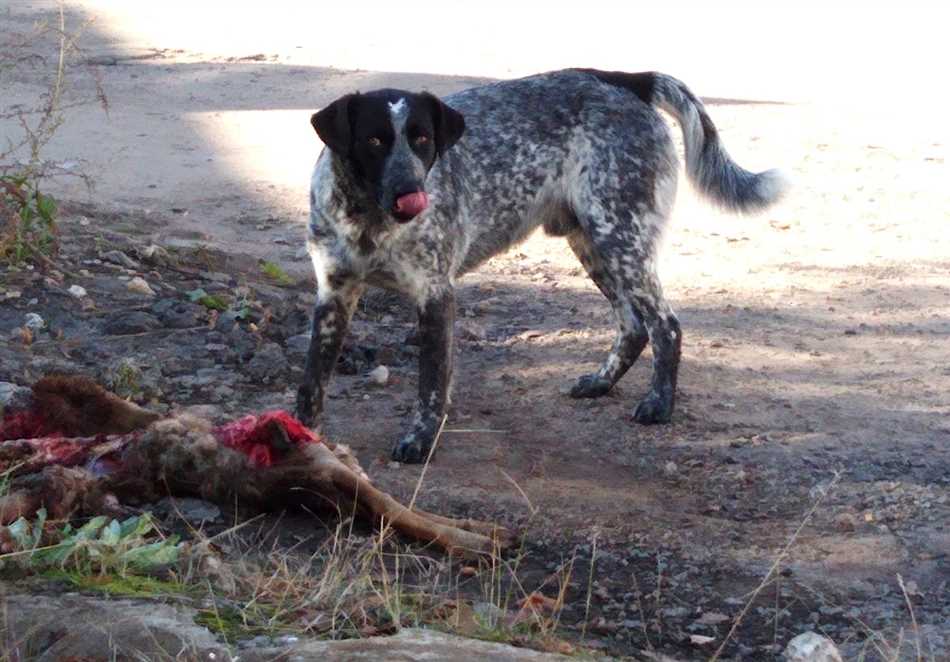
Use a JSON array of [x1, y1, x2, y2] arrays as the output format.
[[633, 392, 673, 425], [569, 374, 613, 399], [391, 434, 430, 464]]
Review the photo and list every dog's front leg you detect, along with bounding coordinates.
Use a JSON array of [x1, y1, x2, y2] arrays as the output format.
[[295, 284, 362, 427], [391, 287, 455, 463]]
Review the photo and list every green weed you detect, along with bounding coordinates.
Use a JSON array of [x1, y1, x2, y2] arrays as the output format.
[[260, 261, 292, 285]]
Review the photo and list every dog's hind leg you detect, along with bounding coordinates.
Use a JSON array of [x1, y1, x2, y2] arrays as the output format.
[[618, 263, 681, 424], [568, 211, 682, 424], [566, 229, 649, 399]]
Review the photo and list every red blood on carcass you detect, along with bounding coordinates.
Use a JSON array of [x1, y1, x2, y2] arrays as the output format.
[[0, 410, 59, 442], [212, 411, 319, 468]]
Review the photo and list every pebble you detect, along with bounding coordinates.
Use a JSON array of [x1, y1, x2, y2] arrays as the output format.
[[285, 333, 312, 356], [155, 496, 221, 524], [246, 342, 289, 383], [784, 632, 843, 662], [23, 313, 45, 331], [67, 284, 87, 298], [103, 311, 160, 335], [126, 277, 156, 296], [457, 322, 487, 341], [367, 365, 390, 386], [141, 244, 171, 266], [101, 249, 139, 269]]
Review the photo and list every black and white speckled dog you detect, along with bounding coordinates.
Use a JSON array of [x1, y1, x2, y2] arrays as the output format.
[[295, 69, 788, 463]]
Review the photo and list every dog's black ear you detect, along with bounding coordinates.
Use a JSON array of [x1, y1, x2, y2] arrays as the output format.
[[311, 94, 358, 156], [423, 93, 465, 156]]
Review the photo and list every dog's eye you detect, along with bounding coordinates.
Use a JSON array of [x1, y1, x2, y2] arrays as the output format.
[[413, 135, 430, 146], [367, 137, 383, 147]]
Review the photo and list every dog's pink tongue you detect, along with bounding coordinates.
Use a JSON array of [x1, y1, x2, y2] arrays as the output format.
[[394, 191, 428, 217]]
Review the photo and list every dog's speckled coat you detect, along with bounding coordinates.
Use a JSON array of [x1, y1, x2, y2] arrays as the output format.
[[296, 69, 788, 463]]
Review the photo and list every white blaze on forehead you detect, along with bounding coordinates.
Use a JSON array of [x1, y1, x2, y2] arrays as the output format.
[[388, 98, 407, 117]]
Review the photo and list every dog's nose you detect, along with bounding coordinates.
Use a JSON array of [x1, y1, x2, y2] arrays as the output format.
[[393, 191, 429, 220]]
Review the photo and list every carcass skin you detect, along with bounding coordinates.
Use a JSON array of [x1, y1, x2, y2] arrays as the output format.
[[0, 376, 510, 557]]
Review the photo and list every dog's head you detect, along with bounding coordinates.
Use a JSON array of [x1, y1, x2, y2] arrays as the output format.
[[311, 89, 465, 223]]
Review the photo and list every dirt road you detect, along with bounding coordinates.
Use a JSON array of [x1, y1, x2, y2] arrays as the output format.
[[2, 2, 948, 659]]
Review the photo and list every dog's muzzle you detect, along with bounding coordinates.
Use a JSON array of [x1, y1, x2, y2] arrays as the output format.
[[393, 191, 429, 222]]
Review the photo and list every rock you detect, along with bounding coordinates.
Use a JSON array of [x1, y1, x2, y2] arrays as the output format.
[[155, 496, 221, 524], [472, 296, 503, 315], [141, 243, 171, 266], [126, 276, 157, 296], [457, 321, 487, 341], [784, 632, 843, 662], [152, 298, 204, 328], [214, 310, 241, 333], [246, 342, 288, 383], [101, 249, 139, 269], [23, 313, 45, 331], [0, 382, 33, 412], [67, 284, 87, 298], [103, 311, 161, 335], [262, 629, 580, 661], [367, 364, 390, 386], [1, 593, 229, 661], [285, 332, 312, 357]]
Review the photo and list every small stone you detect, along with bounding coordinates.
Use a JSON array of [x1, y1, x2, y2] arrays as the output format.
[[23, 313, 45, 331], [152, 299, 204, 329], [784, 632, 843, 662], [0, 382, 33, 411], [457, 322, 487, 342], [285, 333, 312, 357], [690, 634, 716, 646], [246, 342, 288, 383], [834, 513, 857, 532], [156, 497, 221, 524], [663, 460, 678, 477], [101, 249, 139, 269], [141, 244, 171, 266], [68, 284, 87, 298], [127, 277, 157, 297], [103, 311, 160, 335], [367, 365, 390, 386]]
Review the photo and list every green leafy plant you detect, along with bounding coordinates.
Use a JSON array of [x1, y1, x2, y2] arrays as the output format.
[[187, 287, 229, 311], [0, 174, 59, 265], [1, 510, 180, 575], [261, 260, 292, 286]]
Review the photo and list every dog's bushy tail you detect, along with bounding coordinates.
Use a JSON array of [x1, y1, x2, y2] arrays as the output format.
[[650, 73, 789, 213]]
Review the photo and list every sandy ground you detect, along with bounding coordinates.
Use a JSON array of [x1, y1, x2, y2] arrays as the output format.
[[2, 1, 949, 659]]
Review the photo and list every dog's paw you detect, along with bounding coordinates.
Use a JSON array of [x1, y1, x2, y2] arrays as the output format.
[[391, 432, 433, 464], [294, 389, 317, 427], [633, 391, 673, 425], [569, 374, 613, 399]]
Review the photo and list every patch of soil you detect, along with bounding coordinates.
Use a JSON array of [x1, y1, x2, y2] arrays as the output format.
[[2, 196, 948, 660]]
